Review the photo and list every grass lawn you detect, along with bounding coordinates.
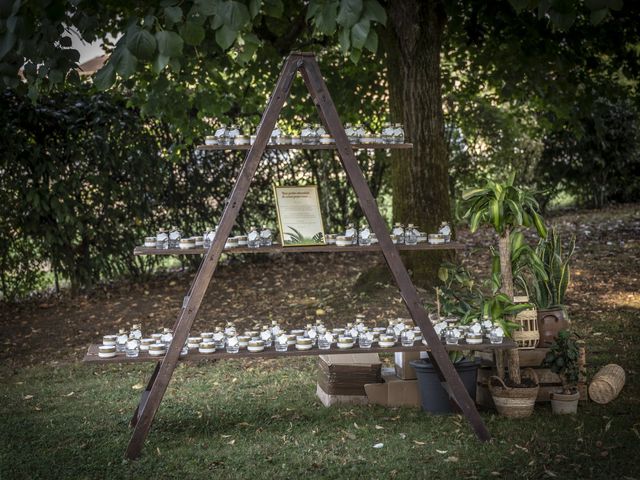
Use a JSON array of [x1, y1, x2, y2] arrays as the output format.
[[1, 205, 639, 479]]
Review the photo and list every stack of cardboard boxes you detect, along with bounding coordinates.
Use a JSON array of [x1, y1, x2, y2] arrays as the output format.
[[316, 352, 428, 408]]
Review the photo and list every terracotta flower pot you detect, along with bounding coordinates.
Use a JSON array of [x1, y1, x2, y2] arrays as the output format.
[[537, 308, 569, 347]]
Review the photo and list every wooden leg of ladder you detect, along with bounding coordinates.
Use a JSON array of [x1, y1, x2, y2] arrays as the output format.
[[299, 56, 491, 442], [124, 56, 300, 461], [130, 362, 161, 429]]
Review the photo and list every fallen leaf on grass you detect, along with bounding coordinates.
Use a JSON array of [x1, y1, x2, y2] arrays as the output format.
[[375, 425, 384, 430], [131, 383, 144, 390], [23, 395, 33, 400], [399, 433, 407, 439], [436, 449, 448, 454], [64, 391, 75, 397], [227, 439, 235, 445], [444, 456, 458, 463], [413, 441, 426, 446], [373, 443, 384, 449]]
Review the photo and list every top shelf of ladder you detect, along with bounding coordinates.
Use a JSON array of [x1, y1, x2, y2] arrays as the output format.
[[196, 142, 413, 151]]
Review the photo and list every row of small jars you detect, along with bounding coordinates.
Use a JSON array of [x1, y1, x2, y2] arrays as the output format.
[[324, 221, 451, 247], [98, 318, 423, 358], [204, 123, 406, 147], [143, 226, 274, 250], [432, 318, 505, 345]]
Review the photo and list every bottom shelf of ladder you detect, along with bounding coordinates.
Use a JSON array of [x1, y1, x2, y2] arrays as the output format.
[[83, 339, 517, 364]]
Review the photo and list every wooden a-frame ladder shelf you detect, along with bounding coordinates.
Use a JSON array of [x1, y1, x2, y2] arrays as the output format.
[[83, 52, 494, 460]]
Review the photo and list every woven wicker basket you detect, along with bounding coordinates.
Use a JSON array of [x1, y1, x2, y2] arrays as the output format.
[[589, 364, 625, 404], [489, 368, 539, 418], [512, 296, 539, 349]]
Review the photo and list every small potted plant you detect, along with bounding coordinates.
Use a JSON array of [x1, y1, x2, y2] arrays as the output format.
[[543, 330, 581, 414]]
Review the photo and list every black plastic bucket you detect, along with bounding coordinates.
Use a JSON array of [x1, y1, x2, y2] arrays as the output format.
[[410, 358, 479, 414]]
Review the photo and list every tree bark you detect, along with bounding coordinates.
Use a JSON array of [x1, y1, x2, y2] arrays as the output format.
[[382, 0, 452, 289], [498, 228, 522, 384]]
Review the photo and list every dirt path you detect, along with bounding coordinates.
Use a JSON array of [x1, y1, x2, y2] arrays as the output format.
[[1, 204, 638, 369]]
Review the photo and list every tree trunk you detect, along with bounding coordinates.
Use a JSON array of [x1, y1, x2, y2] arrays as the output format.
[[498, 228, 521, 384], [382, 0, 452, 289]]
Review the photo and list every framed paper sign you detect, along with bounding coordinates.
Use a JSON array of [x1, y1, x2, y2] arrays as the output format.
[[273, 185, 326, 246]]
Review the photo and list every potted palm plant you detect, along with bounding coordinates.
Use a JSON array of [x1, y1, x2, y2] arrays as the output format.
[[462, 173, 547, 384], [544, 330, 581, 414], [529, 228, 576, 346]]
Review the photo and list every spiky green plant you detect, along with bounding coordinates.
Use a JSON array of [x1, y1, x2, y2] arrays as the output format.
[[544, 330, 581, 393], [531, 227, 576, 309]]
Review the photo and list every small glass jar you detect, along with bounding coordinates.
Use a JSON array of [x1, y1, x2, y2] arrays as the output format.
[[224, 322, 237, 337], [325, 234, 337, 245], [102, 335, 117, 346], [259, 225, 273, 247], [160, 328, 173, 347], [148, 343, 166, 356], [224, 237, 238, 249], [358, 332, 374, 349], [438, 221, 451, 242], [489, 327, 504, 344], [401, 330, 416, 347], [126, 336, 140, 358], [116, 329, 128, 352], [428, 233, 446, 245], [151, 332, 163, 342], [198, 341, 216, 354], [337, 336, 354, 349], [156, 229, 169, 250], [318, 332, 333, 350], [140, 338, 154, 351], [193, 236, 204, 247], [98, 345, 116, 358], [179, 238, 196, 250], [381, 122, 394, 143], [226, 336, 240, 353], [168, 226, 182, 249], [187, 337, 202, 349], [237, 335, 250, 348], [180, 341, 188, 357], [319, 134, 333, 145], [144, 237, 156, 248], [235, 135, 250, 146], [392, 223, 405, 244], [301, 123, 316, 145], [345, 223, 358, 245], [275, 334, 289, 352], [260, 326, 273, 347], [270, 124, 282, 144], [203, 226, 217, 249], [226, 125, 240, 145], [358, 224, 372, 246], [393, 123, 405, 143], [204, 135, 216, 146], [200, 332, 214, 341], [336, 235, 351, 247], [247, 340, 265, 352], [286, 334, 297, 346], [378, 335, 396, 348], [214, 125, 227, 145], [445, 327, 461, 345], [212, 328, 226, 349], [247, 226, 260, 248], [296, 337, 313, 350], [405, 224, 418, 245]]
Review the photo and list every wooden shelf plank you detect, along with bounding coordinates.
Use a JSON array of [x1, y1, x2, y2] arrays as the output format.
[[83, 339, 517, 364], [196, 142, 413, 151], [134, 242, 463, 256]]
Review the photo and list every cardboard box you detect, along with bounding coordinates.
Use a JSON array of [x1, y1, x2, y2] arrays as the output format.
[[316, 383, 369, 407], [365, 372, 421, 408], [317, 353, 382, 396], [394, 351, 428, 380]]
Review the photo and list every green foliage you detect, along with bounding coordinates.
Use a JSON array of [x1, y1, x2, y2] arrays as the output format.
[[461, 174, 548, 238], [529, 227, 576, 309], [537, 98, 640, 208], [283, 226, 324, 245], [435, 262, 527, 338], [544, 330, 581, 392]]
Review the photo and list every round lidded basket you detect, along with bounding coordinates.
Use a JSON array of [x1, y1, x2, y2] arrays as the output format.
[[512, 295, 539, 349], [588, 364, 625, 404]]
